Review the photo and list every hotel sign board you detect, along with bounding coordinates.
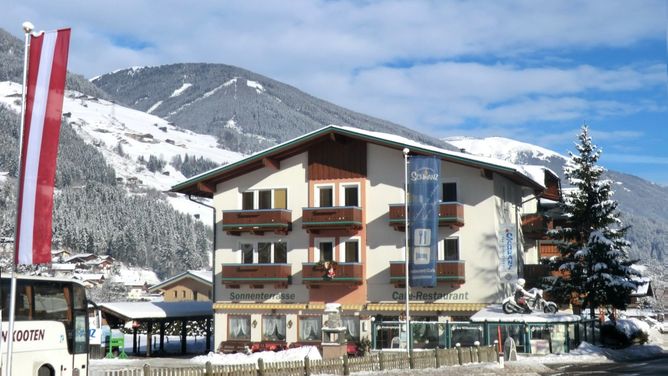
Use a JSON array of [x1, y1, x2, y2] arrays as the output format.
[[408, 156, 440, 287]]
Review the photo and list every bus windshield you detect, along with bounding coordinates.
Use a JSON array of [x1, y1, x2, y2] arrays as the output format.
[[1, 277, 89, 354]]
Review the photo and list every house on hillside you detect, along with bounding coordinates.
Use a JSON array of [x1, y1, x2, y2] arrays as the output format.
[[110, 268, 161, 301], [171, 125, 557, 350], [149, 270, 213, 302]]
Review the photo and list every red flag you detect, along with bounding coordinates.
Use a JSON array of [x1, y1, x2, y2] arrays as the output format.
[[15, 28, 70, 265]]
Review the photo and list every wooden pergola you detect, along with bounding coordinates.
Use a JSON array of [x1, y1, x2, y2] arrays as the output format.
[[99, 301, 213, 356]]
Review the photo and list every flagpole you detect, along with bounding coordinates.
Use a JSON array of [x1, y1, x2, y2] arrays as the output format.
[[4, 21, 34, 376], [403, 147, 411, 353]]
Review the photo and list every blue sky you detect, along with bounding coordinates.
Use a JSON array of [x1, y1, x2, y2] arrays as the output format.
[[2, 0, 666, 184]]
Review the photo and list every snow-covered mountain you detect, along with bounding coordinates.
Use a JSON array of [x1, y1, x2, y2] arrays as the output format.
[[92, 63, 458, 154], [0, 81, 243, 220], [446, 136, 567, 177]]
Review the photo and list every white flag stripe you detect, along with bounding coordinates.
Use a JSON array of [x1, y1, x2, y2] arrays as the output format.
[[18, 32, 57, 265]]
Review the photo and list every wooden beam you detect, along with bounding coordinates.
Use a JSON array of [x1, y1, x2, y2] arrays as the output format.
[[262, 157, 280, 170], [196, 182, 215, 194]]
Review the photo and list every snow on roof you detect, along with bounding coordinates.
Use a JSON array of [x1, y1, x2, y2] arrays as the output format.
[[149, 270, 212, 292], [99, 301, 212, 320], [63, 253, 95, 262], [470, 305, 581, 323], [631, 277, 652, 296], [175, 124, 546, 192], [110, 267, 160, 287], [51, 263, 76, 271], [73, 273, 105, 281]]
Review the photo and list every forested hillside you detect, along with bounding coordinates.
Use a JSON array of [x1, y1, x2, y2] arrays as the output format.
[[0, 104, 209, 278]]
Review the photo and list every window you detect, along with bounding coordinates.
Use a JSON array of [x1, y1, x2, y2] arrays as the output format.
[[274, 242, 287, 263], [343, 185, 359, 207], [344, 240, 359, 263], [274, 189, 287, 209], [299, 316, 322, 342], [229, 316, 251, 341], [242, 188, 288, 210], [443, 238, 459, 261], [258, 242, 272, 263], [262, 315, 286, 341], [241, 243, 254, 264], [259, 190, 272, 209], [342, 316, 360, 341], [173, 291, 177, 298], [242, 192, 254, 210], [443, 182, 457, 202], [317, 240, 334, 262], [317, 186, 334, 207]]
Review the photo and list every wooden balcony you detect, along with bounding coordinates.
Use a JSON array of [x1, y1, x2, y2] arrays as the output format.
[[522, 264, 569, 287], [301, 207, 363, 233], [301, 262, 363, 286], [388, 203, 464, 231], [389, 260, 466, 286], [221, 263, 292, 287], [521, 213, 551, 239], [222, 209, 292, 235]]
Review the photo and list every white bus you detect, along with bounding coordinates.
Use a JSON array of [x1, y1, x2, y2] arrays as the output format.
[[1, 276, 89, 376]]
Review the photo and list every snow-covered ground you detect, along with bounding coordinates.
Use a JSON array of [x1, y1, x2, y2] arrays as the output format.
[[0, 81, 245, 220]]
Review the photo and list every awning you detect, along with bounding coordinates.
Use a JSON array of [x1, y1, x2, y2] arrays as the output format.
[[366, 303, 487, 312], [214, 303, 309, 311]]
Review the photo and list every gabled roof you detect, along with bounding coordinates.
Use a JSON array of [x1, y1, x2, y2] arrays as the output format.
[[172, 125, 546, 197], [149, 270, 213, 292]]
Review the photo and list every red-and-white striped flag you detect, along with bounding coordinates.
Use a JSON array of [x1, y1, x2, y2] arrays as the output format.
[[15, 28, 70, 265]]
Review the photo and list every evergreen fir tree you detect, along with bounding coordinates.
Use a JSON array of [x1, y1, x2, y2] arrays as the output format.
[[549, 126, 640, 318]]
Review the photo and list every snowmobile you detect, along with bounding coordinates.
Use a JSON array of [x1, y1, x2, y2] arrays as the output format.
[[502, 288, 558, 314]]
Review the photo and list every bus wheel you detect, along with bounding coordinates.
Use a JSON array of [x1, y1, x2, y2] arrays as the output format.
[[37, 365, 54, 376]]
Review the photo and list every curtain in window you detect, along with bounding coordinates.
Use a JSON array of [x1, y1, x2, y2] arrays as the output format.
[[263, 315, 286, 341], [229, 316, 250, 340], [299, 317, 322, 341], [342, 316, 359, 341]]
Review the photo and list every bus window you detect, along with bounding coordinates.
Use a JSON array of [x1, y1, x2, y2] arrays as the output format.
[[73, 284, 89, 354]]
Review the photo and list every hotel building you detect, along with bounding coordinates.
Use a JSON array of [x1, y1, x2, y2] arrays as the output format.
[[172, 125, 560, 350]]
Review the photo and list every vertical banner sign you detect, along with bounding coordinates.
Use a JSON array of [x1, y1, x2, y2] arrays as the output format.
[[15, 29, 71, 265], [408, 156, 440, 287], [497, 223, 518, 283]]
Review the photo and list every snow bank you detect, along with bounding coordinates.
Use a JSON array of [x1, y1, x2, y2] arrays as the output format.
[[518, 341, 665, 364], [190, 346, 322, 365]]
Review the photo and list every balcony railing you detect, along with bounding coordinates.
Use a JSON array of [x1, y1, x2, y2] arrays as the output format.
[[301, 207, 363, 233], [221, 263, 292, 287], [522, 264, 568, 287], [521, 213, 551, 239], [301, 262, 363, 286], [222, 209, 292, 235], [388, 203, 464, 231], [389, 260, 466, 286]]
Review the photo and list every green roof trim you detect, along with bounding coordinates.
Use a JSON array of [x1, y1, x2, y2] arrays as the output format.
[[221, 278, 289, 281], [222, 223, 289, 229], [302, 221, 363, 226]]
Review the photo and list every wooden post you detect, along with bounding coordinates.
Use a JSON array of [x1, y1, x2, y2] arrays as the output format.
[[205, 317, 212, 353], [343, 355, 350, 375], [456, 344, 463, 365], [258, 358, 265, 376], [142, 364, 150, 376], [146, 320, 152, 357], [434, 348, 440, 369], [159, 321, 165, 353], [409, 349, 415, 369], [205, 361, 213, 376], [378, 351, 385, 371], [133, 326, 138, 354], [304, 356, 311, 376], [181, 319, 187, 354]]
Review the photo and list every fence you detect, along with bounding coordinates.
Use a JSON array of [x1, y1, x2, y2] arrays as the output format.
[[92, 344, 498, 376]]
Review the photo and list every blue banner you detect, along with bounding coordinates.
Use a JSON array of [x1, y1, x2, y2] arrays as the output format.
[[408, 156, 440, 287]]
